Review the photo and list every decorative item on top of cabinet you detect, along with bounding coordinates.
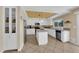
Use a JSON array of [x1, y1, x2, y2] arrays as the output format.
[[64, 20, 71, 24]]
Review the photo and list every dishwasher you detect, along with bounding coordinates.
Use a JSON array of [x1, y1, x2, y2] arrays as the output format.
[[56, 30, 61, 41]]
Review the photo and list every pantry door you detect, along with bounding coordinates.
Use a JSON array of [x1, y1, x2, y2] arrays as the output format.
[[3, 7, 17, 50]]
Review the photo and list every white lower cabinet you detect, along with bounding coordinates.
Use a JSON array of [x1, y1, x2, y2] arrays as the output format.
[[47, 29, 56, 38], [36, 30, 48, 45], [44, 29, 70, 42], [61, 30, 70, 42], [50, 30, 56, 38], [44, 29, 56, 38], [26, 29, 35, 35]]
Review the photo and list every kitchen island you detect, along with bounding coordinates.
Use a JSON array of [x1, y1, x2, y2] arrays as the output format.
[[36, 29, 48, 45]]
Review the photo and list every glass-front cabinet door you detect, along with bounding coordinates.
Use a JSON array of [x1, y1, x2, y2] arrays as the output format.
[[3, 7, 17, 50], [12, 8, 16, 33], [5, 8, 9, 33]]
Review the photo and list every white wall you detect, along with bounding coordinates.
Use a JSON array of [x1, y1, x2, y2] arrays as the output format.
[[75, 12, 79, 45], [0, 7, 3, 52]]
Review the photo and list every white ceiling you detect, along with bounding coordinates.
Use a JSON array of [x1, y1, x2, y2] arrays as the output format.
[[21, 6, 77, 18]]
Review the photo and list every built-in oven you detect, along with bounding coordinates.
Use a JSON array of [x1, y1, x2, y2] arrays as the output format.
[[56, 30, 61, 41]]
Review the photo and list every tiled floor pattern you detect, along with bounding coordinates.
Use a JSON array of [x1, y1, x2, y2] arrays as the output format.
[[4, 35, 79, 53]]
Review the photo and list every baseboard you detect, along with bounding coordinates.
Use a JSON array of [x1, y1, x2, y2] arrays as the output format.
[[69, 41, 79, 47], [18, 44, 24, 52]]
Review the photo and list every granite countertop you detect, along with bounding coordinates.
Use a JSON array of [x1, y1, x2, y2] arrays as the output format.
[[44, 27, 70, 31], [31, 25, 53, 28], [26, 25, 70, 31]]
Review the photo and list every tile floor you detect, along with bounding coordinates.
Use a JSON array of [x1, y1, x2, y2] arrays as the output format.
[[21, 35, 79, 53], [4, 35, 79, 53]]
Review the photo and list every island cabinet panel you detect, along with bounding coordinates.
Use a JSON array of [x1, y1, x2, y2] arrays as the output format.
[[36, 29, 48, 45], [61, 30, 70, 42]]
